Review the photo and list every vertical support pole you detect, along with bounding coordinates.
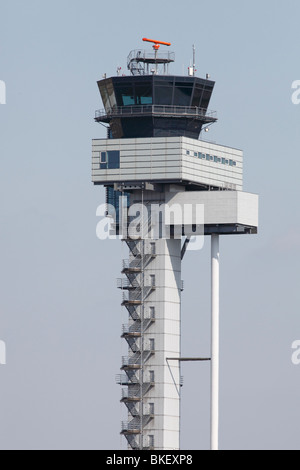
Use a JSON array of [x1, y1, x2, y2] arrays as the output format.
[[211, 234, 219, 451], [192, 44, 196, 77]]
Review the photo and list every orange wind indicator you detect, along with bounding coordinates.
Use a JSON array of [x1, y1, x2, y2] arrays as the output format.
[[143, 38, 171, 50]]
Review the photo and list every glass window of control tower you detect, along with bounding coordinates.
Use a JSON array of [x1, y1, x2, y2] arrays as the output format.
[[155, 85, 173, 105], [99, 80, 117, 110], [173, 81, 193, 106], [115, 80, 153, 106], [120, 86, 135, 106], [135, 83, 152, 105]]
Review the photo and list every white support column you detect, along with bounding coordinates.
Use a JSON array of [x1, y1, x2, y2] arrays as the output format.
[[211, 234, 220, 451]]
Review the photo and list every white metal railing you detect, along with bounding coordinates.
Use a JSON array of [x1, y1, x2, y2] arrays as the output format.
[[122, 354, 141, 367], [117, 278, 140, 289], [127, 49, 175, 66], [122, 349, 154, 368], [95, 105, 217, 121], [122, 323, 142, 335], [122, 421, 140, 432], [122, 258, 142, 271], [122, 253, 156, 271], [122, 387, 140, 399], [116, 374, 139, 385], [122, 289, 142, 304], [121, 382, 154, 400], [122, 286, 155, 304], [119, 275, 181, 292]]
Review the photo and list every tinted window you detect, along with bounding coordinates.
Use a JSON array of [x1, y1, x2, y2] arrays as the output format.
[[155, 86, 173, 105], [173, 86, 193, 106], [100, 151, 120, 170], [99, 79, 117, 111], [122, 92, 135, 106], [107, 151, 120, 169], [114, 85, 135, 106], [155, 79, 174, 86], [192, 86, 204, 107], [201, 88, 212, 109], [135, 83, 152, 105]]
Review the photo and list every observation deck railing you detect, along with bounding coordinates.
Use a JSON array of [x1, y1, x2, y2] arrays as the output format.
[[95, 105, 217, 122]]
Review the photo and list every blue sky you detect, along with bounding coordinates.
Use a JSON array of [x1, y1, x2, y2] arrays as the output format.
[[0, 0, 299, 450]]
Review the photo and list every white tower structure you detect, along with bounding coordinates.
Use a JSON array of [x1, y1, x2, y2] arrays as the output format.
[[92, 39, 259, 450]]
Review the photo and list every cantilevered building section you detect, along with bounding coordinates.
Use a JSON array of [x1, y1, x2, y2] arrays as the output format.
[[92, 39, 258, 451]]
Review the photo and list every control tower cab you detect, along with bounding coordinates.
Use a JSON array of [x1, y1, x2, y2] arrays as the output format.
[[95, 38, 217, 140]]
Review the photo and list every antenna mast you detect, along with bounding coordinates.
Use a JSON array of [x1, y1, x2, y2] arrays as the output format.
[[193, 44, 196, 76], [143, 38, 171, 74]]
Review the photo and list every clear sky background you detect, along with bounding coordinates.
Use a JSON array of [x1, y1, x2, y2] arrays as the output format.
[[0, 0, 299, 450]]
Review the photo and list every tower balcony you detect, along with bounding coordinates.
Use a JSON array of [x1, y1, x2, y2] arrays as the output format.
[[121, 387, 141, 403], [121, 381, 155, 402], [122, 254, 156, 274], [121, 413, 154, 435], [116, 374, 139, 386], [117, 278, 140, 290], [121, 420, 141, 435], [121, 285, 155, 306], [95, 105, 217, 124], [121, 355, 142, 370], [121, 349, 155, 371], [121, 323, 142, 337], [122, 291, 143, 306], [122, 259, 142, 274]]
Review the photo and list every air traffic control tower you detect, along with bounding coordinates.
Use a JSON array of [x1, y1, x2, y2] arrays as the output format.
[[92, 39, 258, 451]]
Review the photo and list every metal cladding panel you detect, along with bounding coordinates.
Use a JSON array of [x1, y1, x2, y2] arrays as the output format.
[[181, 136, 243, 190], [165, 191, 258, 229], [237, 192, 259, 227], [92, 138, 182, 183], [92, 137, 243, 189]]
